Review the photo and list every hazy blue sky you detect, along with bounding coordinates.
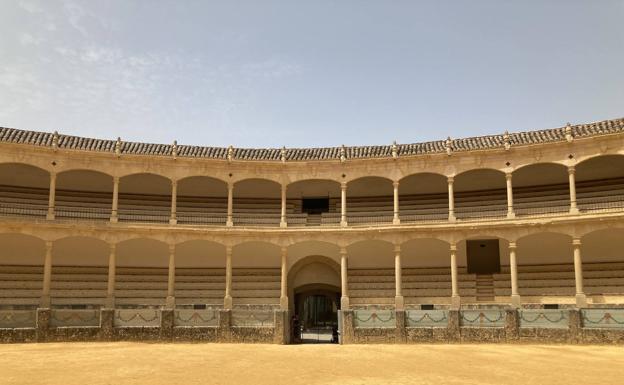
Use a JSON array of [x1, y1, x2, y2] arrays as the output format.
[[0, 1, 622, 148]]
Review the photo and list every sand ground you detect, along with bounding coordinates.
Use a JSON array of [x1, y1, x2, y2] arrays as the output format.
[[1, 343, 623, 385]]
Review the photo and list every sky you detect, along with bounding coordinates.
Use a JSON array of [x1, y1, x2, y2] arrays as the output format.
[[0, 1, 623, 148]]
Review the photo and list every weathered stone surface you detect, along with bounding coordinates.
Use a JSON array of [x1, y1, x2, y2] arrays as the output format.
[[173, 327, 218, 342], [36, 308, 50, 342], [99, 309, 114, 341], [395, 311, 406, 343], [460, 327, 506, 342], [217, 309, 231, 342], [114, 327, 161, 341], [230, 327, 274, 343], [519, 327, 570, 343], [0, 328, 36, 343], [160, 309, 174, 341], [48, 327, 100, 342], [447, 310, 460, 342], [580, 329, 624, 344], [353, 327, 396, 344], [272, 310, 288, 345], [505, 309, 519, 341], [340, 310, 355, 344], [568, 309, 582, 343]]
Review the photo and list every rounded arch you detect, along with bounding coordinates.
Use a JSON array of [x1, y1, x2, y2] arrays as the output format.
[[175, 239, 226, 268], [177, 176, 228, 197], [56, 169, 113, 194], [454, 168, 506, 192], [52, 236, 109, 266], [232, 241, 281, 267], [401, 237, 450, 268], [233, 178, 281, 199], [512, 162, 568, 187], [0, 233, 46, 265], [347, 176, 393, 197], [287, 240, 340, 268], [580, 227, 624, 263], [399, 172, 447, 195], [0, 162, 50, 189], [346, 239, 394, 268], [116, 237, 169, 267], [575, 154, 624, 182], [516, 232, 573, 265], [286, 179, 340, 199], [119, 173, 172, 195], [288, 255, 341, 292]]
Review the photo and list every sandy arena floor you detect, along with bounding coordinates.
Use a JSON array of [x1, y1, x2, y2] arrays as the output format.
[[1, 343, 623, 385]]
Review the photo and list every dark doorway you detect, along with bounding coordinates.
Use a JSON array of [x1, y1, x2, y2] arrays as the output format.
[[466, 239, 501, 274], [293, 288, 339, 343], [302, 198, 329, 215]]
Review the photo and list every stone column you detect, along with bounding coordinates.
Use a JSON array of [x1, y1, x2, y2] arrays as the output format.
[[41, 241, 53, 308], [573, 238, 587, 307], [169, 180, 177, 225], [280, 184, 287, 228], [166, 244, 175, 308], [447, 176, 456, 222], [506, 172, 515, 219], [509, 242, 521, 308], [393, 181, 400, 225], [450, 244, 460, 309], [280, 247, 288, 310], [340, 182, 348, 227], [226, 182, 234, 227], [224, 246, 233, 309], [110, 176, 119, 223], [340, 247, 350, 309], [46, 172, 56, 220], [568, 166, 579, 214], [394, 244, 404, 310], [106, 243, 116, 308]]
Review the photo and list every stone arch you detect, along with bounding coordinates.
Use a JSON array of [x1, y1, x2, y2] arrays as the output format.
[[116, 237, 169, 267], [175, 239, 226, 268], [52, 236, 109, 266], [0, 233, 46, 265]]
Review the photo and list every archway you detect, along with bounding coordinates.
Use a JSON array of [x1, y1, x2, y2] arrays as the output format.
[[288, 255, 340, 343]]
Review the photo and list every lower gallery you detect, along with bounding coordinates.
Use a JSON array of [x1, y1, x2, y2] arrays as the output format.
[[0, 118, 623, 344]]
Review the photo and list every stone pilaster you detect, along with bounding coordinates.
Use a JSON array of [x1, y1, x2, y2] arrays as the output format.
[[447, 309, 461, 342], [218, 309, 231, 342], [99, 308, 115, 341], [505, 308, 519, 341], [395, 310, 406, 343], [568, 309, 582, 343], [36, 308, 51, 342], [273, 310, 289, 344], [160, 309, 174, 341], [340, 310, 354, 344]]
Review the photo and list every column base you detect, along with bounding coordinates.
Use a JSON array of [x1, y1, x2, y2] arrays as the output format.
[[340, 296, 350, 310], [340, 221, 348, 227], [169, 218, 177, 225], [448, 214, 456, 222], [575, 293, 587, 308], [507, 212, 516, 219], [165, 295, 175, 309], [223, 295, 233, 310], [450, 295, 461, 310], [279, 221, 287, 228], [510, 294, 521, 308], [109, 216, 118, 224], [46, 213, 55, 220], [226, 220, 233, 227], [279, 296, 289, 311], [392, 218, 401, 225], [569, 207, 580, 215], [394, 295, 404, 310]]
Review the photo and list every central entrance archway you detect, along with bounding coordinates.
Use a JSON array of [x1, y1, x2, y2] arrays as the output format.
[[288, 255, 341, 343]]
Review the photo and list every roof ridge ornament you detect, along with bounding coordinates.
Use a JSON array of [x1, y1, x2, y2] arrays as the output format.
[[445, 137, 453, 156], [227, 145, 234, 163], [565, 123, 574, 143], [503, 130, 511, 151], [115, 137, 122, 158], [392, 141, 398, 159], [172, 140, 178, 160], [340, 144, 346, 163], [281, 146, 287, 163], [52, 131, 59, 152]]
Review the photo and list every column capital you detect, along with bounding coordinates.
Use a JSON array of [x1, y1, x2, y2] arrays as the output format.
[[168, 244, 176, 254], [572, 238, 582, 247], [45, 240, 53, 250], [449, 244, 457, 252], [341, 181, 348, 190], [281, 246, 288, 257], [49, 171, 57, 179], [225, 245, 233, 255], [393, 244, 401, 254], [113, 175, 120, 183], [339, 246, 347, 256], [505, 172, 513, 180], [447, 176, 454, 184], [227, 181, 234, 190], [393, 180, 400, 188], [109, 243, 117, 252], [508, 242, 517, 250], [171, 179, 177, 187], [568, 165, 576, 174]]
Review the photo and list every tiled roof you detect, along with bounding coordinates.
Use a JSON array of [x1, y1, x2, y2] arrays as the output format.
[[0, 118, 622, 161]]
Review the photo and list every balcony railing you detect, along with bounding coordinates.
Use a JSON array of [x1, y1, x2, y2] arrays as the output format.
[[1, 197, 623, 227]]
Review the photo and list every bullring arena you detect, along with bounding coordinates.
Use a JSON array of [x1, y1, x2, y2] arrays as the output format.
[[1, 118, 624, 384]]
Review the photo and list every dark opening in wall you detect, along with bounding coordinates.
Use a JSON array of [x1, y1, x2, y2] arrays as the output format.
[[302, 198, 329, 214]]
